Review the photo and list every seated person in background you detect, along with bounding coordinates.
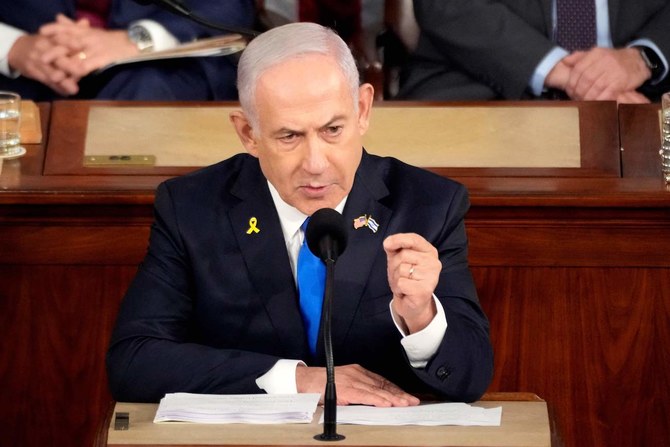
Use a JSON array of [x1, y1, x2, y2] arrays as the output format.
[[257, 0, 385, 88], [0, 0, 254, 100], [398, 0, 670, 103], [106, 22, 493, 406]]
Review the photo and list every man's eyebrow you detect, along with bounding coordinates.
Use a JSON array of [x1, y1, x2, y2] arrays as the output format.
[[271, 127, 303, 137], [320, 115, 347, 128], [271, 115, 348, 136]]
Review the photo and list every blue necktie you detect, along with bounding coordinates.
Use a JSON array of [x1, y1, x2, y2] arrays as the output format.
[[297, 218, 326, 356]]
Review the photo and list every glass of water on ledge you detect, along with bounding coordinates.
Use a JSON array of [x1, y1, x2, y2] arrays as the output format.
[[0, 91, 25, 160], [662, 92, 670, 183]]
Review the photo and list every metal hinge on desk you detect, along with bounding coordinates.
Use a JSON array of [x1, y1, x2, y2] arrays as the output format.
[[84, 155, 156, 166]]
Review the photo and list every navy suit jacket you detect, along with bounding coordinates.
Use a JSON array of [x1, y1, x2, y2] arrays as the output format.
[[0, 0, 254, 100], [107, 151, 493, 403], [399, 0, 670, 100]]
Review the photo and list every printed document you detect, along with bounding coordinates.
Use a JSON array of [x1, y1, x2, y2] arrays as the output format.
[[154, 393, 320, 424], [328, 402, 502, 426]]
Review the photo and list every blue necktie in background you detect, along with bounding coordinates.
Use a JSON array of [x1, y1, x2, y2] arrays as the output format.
[[297, 217, 326, 355]]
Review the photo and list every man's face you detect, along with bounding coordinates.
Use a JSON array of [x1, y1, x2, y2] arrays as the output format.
[[231, 53, 374, 216]]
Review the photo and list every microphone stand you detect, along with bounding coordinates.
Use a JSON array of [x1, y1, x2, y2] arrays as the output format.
[[315, 254, 344, 441]]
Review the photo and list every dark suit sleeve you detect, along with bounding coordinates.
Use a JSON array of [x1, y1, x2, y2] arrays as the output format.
[[108, 0, 255, 41], [409, 184, 493, 402], [106, 182, 280, 403], [412, 0, 556, 98], [626, 2, 670, 90]]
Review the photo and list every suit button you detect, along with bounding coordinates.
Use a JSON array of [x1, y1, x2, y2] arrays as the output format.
[[436, 366, 451, 380]]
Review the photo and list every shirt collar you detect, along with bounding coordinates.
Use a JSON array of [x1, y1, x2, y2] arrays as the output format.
[[267, 181, 347, 243]]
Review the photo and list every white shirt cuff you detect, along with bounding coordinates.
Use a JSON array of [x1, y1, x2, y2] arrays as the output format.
[[129, 19, 179, 52], [530, 46, 569, 96], [390, 295, 447, 369], [255, 359, 305, 394], [0, 23, 26, 78]]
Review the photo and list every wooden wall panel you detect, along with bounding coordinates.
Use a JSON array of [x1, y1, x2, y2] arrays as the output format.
[[475, 267, 670, 447], [0, 226, 149, 264], [2, 209, 669, 447], [465, 207, 670, 267], [0, 267, 32, 446], [0, 265, 136, 447]]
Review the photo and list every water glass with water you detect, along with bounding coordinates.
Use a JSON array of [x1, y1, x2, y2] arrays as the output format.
[[0, 91, 22, 159], [662, 92, 670, 183]]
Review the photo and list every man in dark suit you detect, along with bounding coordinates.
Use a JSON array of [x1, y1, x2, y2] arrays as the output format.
[[106, 22, 493, 406], [0, 0, 254, 100], [399, 0, 670, 102]]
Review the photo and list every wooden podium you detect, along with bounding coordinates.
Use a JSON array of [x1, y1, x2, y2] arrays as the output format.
[[3, 101, 670, 447], [105, 397, 551, 447]]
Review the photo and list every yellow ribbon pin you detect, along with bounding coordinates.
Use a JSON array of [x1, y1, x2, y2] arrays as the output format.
[[246, 217, 260, 234]]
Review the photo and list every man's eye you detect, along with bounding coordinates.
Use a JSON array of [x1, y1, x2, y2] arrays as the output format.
[[278, 133, 297, 143], [324, 126, 343, 136]]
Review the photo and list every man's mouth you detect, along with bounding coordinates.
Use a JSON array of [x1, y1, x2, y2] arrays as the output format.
[[301, 184, 329, 196]]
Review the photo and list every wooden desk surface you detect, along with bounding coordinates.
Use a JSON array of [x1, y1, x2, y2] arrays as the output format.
[[107, 400, 550, 447]]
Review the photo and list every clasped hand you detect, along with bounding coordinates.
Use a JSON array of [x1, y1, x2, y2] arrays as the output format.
[[8, 14, 140, 96], [547, 47, 652, 103]]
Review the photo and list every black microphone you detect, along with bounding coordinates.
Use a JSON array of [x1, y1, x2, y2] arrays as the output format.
[[133, 0, 259, 38], [306, 208, 348, 264], [305, 208, 347, 442]]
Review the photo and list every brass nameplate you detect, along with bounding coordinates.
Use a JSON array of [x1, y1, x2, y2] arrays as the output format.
[[84, 154, 156, 166]]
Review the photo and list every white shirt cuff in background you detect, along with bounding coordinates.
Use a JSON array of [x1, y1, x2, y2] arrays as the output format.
[[390, 296, 447, 369], [129, 19, 179, 51], [255, 359, 305, 394], [530, 46, 570, 96], [0, 23, 26, 78]]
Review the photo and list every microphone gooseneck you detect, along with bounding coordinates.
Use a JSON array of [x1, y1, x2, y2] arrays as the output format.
[[306, 208, 347, 442]]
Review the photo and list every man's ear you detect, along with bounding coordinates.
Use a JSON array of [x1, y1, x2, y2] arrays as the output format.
[[229, 111, 259, 157], [357, 83, 374, 135]]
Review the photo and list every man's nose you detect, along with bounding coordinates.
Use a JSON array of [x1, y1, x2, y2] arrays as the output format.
[[302, 136, 329, 174]]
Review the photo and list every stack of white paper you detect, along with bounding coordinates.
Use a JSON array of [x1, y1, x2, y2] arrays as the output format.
[[154, 393, 321, 424], [328, 402, 502, 426]]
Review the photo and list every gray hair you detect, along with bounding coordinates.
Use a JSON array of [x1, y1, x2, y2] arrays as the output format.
[[237, 22, 360, 130]]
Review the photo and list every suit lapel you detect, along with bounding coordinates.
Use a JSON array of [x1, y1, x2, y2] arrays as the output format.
[[228, 158, 310, 359], [325, 152, 392, 356]]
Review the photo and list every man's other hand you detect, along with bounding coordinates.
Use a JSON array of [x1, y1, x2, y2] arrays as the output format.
[[296, 364, 420, 407]]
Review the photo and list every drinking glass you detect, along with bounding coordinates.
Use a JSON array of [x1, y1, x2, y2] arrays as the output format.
[[661, 92, 670, 182], [0, 91, 24, 160]]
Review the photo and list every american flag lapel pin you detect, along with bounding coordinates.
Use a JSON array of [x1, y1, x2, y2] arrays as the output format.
[[353, 214, 379, 233]]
